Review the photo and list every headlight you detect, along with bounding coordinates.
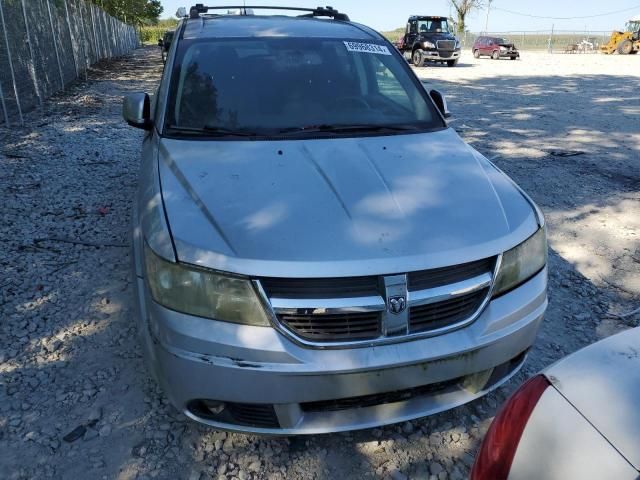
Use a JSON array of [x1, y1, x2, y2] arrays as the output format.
[[455, 40, 461, 48], [493, 228, 547, 297], [144, 244, 270, 326], [423, 41, 436, 49], [500, 46, 508, 51]]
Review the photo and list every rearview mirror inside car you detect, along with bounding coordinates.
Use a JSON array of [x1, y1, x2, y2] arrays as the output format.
[[429, 89, 451, 118], [123, 93, 152, 130]]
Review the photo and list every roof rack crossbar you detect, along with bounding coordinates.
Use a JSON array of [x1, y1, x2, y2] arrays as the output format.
[[189, 4, 350, 21]]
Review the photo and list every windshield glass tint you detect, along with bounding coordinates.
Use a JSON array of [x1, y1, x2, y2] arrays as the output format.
[[417, 20, 450, 34], [166, 37, 438, 133]]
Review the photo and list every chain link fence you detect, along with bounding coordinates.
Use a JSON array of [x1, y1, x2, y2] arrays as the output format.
[[0, 0, 138, 126], [459, 30, 613, 52]]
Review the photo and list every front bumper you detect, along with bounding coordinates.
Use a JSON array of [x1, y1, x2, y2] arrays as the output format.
[[500, 50, 520, 58], [133, 257, 547, 434], [423, 49, 461, 61]]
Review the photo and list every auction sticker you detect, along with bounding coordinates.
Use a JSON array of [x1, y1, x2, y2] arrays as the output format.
[[343, 41, 392, 55]]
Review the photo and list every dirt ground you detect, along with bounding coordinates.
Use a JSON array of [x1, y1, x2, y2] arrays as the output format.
[[1, 47, 638, 480]]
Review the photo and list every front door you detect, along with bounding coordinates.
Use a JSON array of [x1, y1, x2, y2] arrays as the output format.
[[405, 20, 419, 50]]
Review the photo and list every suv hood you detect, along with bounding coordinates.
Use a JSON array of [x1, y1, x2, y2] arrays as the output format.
[[158, 128, 538, 277], [547, 328, 640, 470]]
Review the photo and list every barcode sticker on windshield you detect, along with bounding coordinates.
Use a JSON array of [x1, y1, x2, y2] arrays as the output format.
[[343, 41, 392, 55]]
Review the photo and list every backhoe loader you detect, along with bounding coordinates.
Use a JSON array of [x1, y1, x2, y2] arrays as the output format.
[[601, 16, 640, 54]]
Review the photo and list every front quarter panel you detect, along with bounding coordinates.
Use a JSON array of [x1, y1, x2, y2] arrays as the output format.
[[509, 386, 638, 480], [135, 130, 175, 270]]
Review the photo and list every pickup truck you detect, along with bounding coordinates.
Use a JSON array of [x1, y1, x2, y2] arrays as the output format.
[[397, 16, 461, 67]]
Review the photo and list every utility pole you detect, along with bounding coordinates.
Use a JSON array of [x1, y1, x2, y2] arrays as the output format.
[[484, 0, 493, 33]]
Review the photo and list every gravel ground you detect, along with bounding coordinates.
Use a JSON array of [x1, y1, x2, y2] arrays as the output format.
[[1, 47, 638, 480]]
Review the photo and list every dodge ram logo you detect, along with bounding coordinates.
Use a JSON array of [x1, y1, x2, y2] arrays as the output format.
[[388, 296, 407, 315]]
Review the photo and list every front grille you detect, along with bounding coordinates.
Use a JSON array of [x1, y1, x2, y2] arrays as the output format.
[[408, 258, 495, 291], [437, 40, 456, 50], [410, 288, 489, 333], [267, 257, 495, 345], [260, 275, 379, 299], [188, 400, 280, 429], [280, 312, 381, 342], [301, 378, 460, 412], [226, 403, 279, 428]]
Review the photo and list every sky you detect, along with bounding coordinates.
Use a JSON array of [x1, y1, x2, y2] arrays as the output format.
[[159, 1, 640, 32]]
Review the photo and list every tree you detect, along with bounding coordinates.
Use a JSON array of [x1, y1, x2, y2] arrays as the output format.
[[89, 0, 164, 26], [449, 0, 484, 35]]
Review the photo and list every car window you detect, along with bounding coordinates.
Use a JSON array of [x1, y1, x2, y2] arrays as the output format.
[[417, 19, 450, 34], [165, 37, 440, 135], [372, 57, 413, 112]]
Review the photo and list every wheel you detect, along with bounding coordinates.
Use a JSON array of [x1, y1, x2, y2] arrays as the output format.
[[412, 49, 424, 67], [473, 49, 480, 58], [618, 40, 633, 55], [447, 59, 459, 67], [510, 56, 517, 60], [491, 50, 500, 60]]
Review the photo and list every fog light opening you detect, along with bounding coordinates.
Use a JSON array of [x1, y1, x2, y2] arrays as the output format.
[[203, 400, 226, 415]]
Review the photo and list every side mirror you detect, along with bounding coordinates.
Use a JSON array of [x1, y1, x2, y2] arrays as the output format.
[[158, 39, 163, 47], [429, 89, 451, 118], [123, 93, 152, 130]]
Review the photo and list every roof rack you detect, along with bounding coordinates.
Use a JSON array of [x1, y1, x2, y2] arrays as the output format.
[[188, 4, 350, 21]]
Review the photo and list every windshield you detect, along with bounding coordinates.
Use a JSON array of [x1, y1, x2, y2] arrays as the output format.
[[496, 38, 508, 44], [417, 19, 451, 34], [165, 37, 441, 137]]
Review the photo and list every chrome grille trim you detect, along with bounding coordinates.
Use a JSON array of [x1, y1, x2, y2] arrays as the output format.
[[271, 295, 386, 315], [254, 255, 502, 350], [408, 273, 492, 308], [437, 40, 456, 50]]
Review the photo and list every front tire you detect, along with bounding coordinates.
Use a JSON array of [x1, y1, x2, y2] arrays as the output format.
[[447, 59, 459, 67], [473, 49, 480, 58], [412, 50, 424, 67], [510, 56, 517, 60], [492, 50, 500, 60], [618, 40, 633, 55]]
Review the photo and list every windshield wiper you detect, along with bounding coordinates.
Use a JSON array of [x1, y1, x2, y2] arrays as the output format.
[[276, 124, 425, 136], [166, 125, 258, 138]]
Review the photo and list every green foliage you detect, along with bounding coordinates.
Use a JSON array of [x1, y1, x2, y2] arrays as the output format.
[[87, 0, 163, 25], [157, 18, 179, 28], [139, 26, 169, 44], [382, 28, 406, 42]]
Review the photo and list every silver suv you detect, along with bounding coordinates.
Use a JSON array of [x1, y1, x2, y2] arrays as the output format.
[[124, 5, 548, 434]]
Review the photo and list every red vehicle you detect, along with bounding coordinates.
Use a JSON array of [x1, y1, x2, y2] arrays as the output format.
[[472, 36, 520, 60]]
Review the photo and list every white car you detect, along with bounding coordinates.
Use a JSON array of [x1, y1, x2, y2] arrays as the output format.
[[472, 327, 640, 479]]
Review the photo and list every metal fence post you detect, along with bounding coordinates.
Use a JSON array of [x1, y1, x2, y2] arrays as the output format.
[[46, 0, 65, 90], [63, 0, 79, 78], [89, 2, 99, 62], [21, 0, 43, 108], [0, 0, 23, 125], [0, 76, 9, 127], [75, 0, 89, 80]]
